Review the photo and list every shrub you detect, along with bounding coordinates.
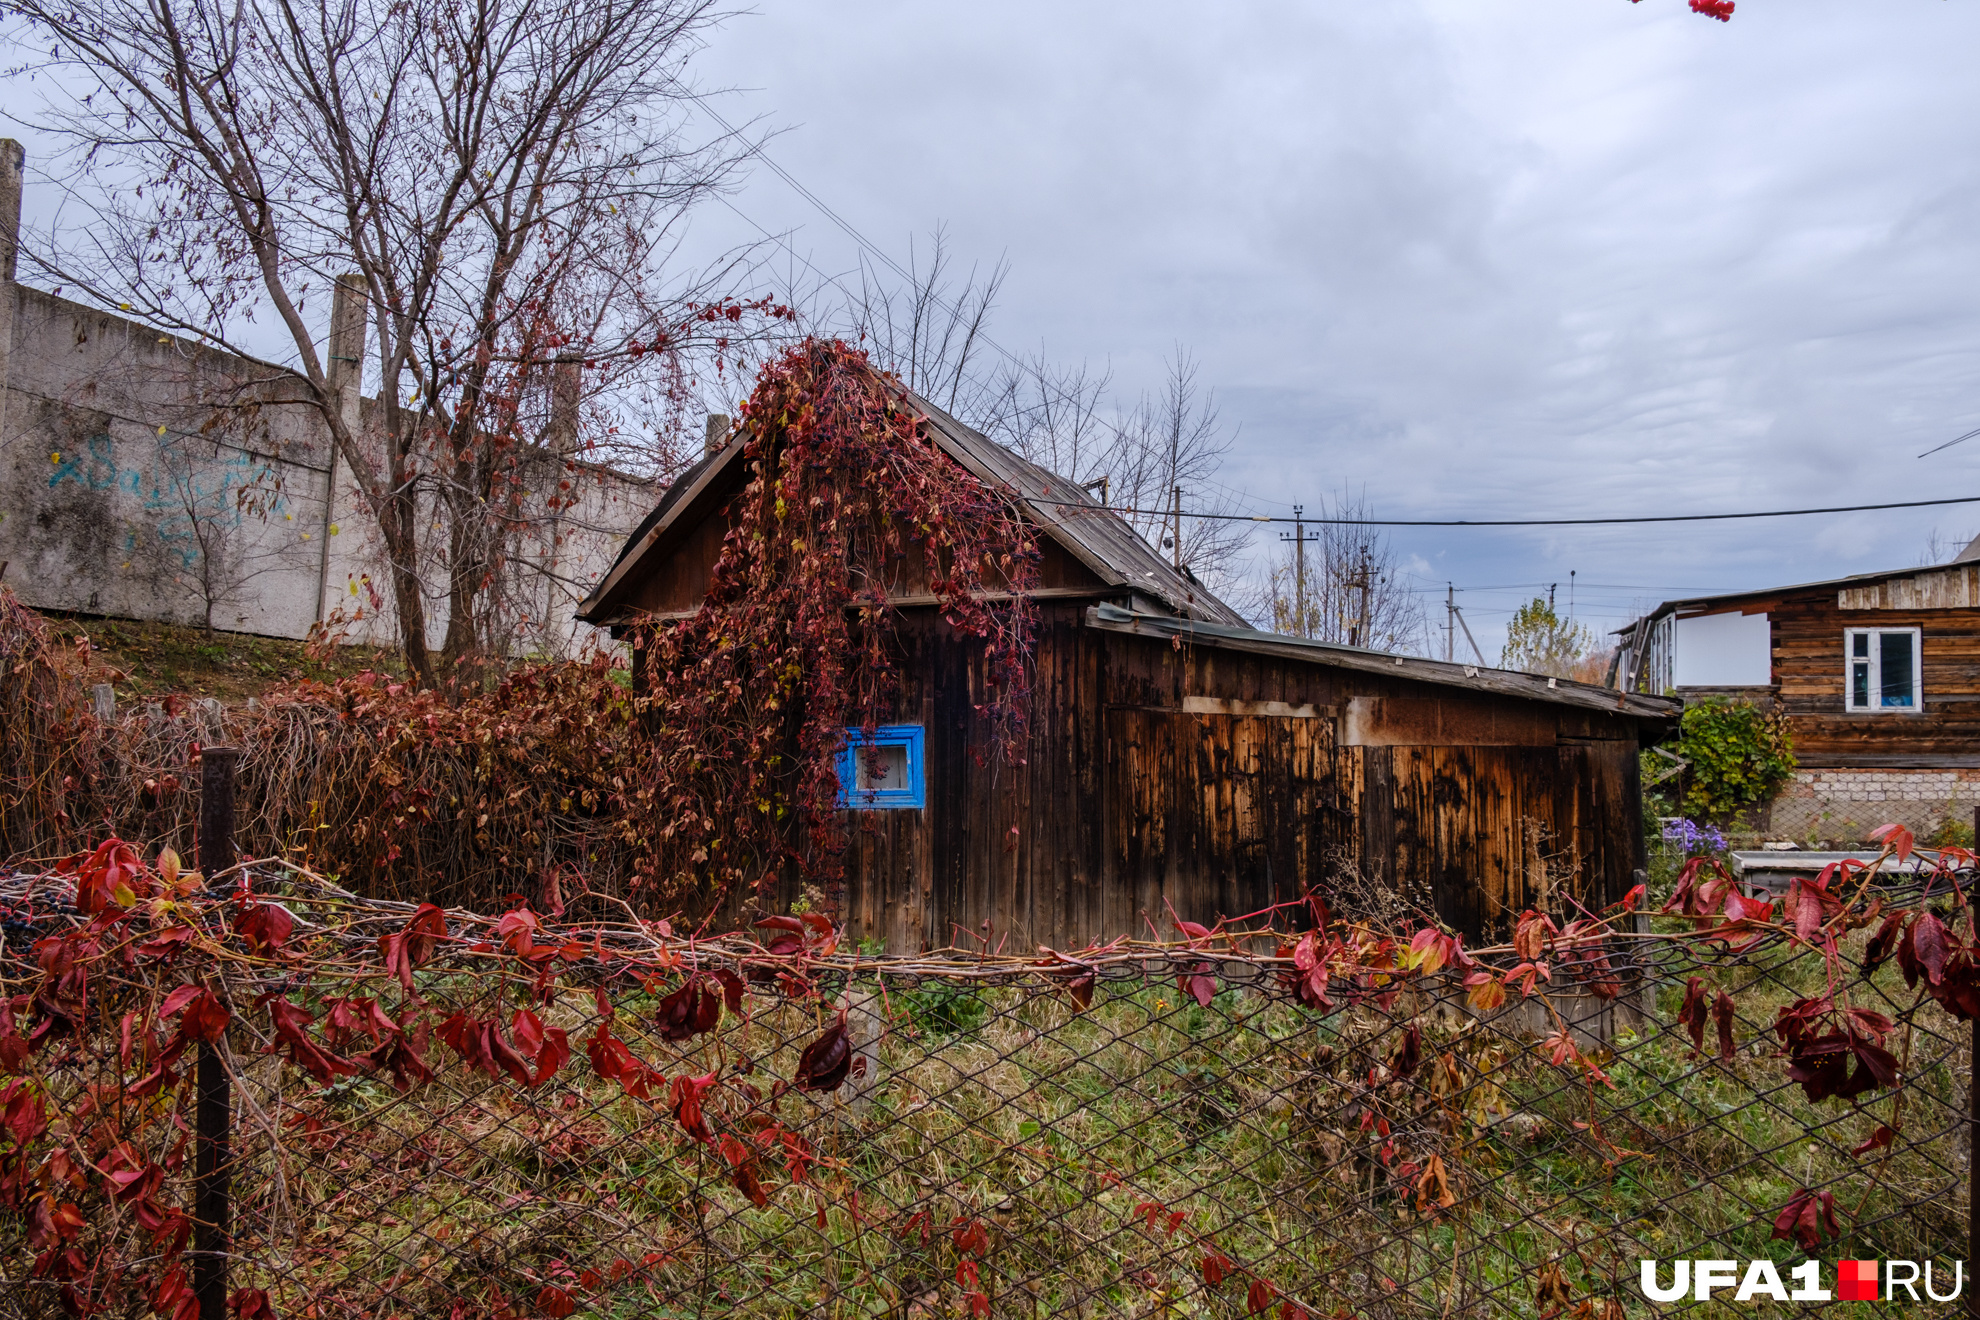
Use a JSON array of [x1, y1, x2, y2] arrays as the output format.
[[1646, 696, 1795, 822]]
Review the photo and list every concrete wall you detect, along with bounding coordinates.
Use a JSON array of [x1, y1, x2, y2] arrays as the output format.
[[0, 142, 653, 654]]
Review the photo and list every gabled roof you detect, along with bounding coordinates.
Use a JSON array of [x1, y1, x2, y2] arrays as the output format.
[[1615, 560, 1980, 637], [577, 382, 1249, 627], [1089, 603, 1680, 722]]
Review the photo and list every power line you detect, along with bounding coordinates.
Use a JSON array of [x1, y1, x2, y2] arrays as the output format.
[[688, 91, 1980, 539], [1919, 426, 1980, 459], [685, 91, 1027, 374], [1030, 492, 1980, 527]]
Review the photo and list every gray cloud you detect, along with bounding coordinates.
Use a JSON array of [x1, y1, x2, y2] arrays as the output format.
[[15, 0, 1976, 652]]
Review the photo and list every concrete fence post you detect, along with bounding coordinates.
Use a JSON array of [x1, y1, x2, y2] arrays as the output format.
[[0, 138, 25, 446], [195, 748, 240, 1320]]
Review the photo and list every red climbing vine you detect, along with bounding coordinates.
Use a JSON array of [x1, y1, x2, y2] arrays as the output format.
[[0, 339, 1041, 916], [623, 337, 1041, 905]]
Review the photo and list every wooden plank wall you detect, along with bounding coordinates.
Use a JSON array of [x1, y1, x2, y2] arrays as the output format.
[[1771, 588, 1980, 766], [836, 603, 1651, 951]]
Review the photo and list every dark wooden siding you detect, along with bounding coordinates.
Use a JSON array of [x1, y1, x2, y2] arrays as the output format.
[[625, 502, 1110, 619], [834, 602, 1650, 950], [1768, 589, 1980, 766]]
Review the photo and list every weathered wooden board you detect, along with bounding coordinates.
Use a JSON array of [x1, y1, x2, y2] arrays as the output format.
[[767, 600, 1654, 950], [1768, 589, 1980, 764], [1838, 565, 1980, 611], [1341, 696, 1557, 748]]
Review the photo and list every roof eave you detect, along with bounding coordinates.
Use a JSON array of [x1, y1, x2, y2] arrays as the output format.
[[1087, 602, 1679, 721]]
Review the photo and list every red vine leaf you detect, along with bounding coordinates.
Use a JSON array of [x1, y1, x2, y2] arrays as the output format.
[[228, 1288, 278, 1320], [265, 998, 358, 1085], [655, 976, 724, 1041], [161, 985, 230, 1046], [718, 1132, 769, 1206], [1909, 912, 1949, 986], [794, 1013, 851, 1092], [234, 901, 293, 957], [1678, 978, 1708, 1055], [1387, 1025, 1422, 1079], [1869, 821, 1915, 863], [712, 968, 746, 1015], [65, 839, 148, 916], [1770, 1187, 1839, 1250], [586, 1022, 657, 1099], [1863, 909, 1910, 976], [380, 904, 448, 993], [670, 1071, 716, 1142], [1712, 991, 1737, 1062], [1851, 1124, 1896, 1157]]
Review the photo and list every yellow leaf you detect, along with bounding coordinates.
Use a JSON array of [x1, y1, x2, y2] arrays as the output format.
[[1466, 978, 1507, 1013]]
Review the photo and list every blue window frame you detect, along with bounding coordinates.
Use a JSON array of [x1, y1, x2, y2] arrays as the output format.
[[837, 725, 925, 809]]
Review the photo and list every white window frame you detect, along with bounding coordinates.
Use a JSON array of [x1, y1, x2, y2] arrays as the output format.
[[1843, 627, 1923, 714]]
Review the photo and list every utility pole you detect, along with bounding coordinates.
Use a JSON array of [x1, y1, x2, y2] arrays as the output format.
[[1344, 549, 1372, 649], [1446, 584, 1455, 662], [1170, 485, 1183, 573], [1451, 602, 1488, 667], [1280, 505, 1321, 638]]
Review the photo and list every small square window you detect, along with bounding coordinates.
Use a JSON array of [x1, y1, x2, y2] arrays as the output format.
[[1844, 628, 1921, 713], [837, 725, 925, 809]]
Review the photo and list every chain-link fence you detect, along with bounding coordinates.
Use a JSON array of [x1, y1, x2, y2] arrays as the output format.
[[1, 831, 1974, 1317]]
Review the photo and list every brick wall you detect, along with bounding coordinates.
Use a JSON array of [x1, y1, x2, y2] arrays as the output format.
[[1767, 767, 1980, 843]]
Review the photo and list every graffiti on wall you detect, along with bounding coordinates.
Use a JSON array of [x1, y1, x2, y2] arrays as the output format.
[[44, 429, 315, 627]]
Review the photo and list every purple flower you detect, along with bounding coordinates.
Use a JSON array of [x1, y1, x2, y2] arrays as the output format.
[[1661, 817, 1726, 852]]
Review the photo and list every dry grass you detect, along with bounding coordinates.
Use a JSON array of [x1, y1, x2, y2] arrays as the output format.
[[0, 587, 648, 909], [195, 942, 1969, 1320]]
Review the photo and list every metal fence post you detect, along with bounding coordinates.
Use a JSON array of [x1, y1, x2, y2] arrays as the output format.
[[196, 747, 240, 1320]]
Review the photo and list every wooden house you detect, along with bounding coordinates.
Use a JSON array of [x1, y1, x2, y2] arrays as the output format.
[[1613, 550, 1980, 842], [579, 396, 1678, 950]]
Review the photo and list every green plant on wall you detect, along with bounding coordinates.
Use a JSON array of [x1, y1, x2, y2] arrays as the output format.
[[1644, 696, 1795, 821]]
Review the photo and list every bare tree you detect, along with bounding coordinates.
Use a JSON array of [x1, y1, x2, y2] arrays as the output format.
[[827, 233, 1253, 598], [977, 345, 1255, 599], [839, 225, 1008, 421], [1263, 491, 1428, 653], [5, 0, 759, 683], [1099, 350, 1251, 598], [1923, 526, 1980, 565]]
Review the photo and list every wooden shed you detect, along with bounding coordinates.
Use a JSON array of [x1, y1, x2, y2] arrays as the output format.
[[579, 394, 1678, 950]]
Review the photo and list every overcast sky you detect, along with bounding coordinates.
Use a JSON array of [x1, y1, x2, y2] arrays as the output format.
[[7, 1, 1976, 656], [677, 0, 1980, 654]]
